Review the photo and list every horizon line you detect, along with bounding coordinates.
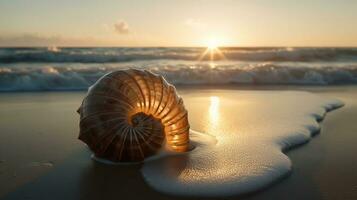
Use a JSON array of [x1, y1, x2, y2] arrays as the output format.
[[1, 45, 357, 48]]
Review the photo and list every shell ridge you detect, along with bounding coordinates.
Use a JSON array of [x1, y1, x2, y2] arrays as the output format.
[[104, 74, 143, 104], [152, 76, 164, 116], [82, 93, 135, 110], [162, 104, 186, 124], [133, 70, 152, 114], [156, 86, 173, 118], [123, 70, 148, 113], [145, 70, 158, 114], [159, 89, 178, 120], [132, 129, 145, 160], [163, 111, 188, 127], [79, 112, 126, 126], [145, 70, 157, 114], [87, 89, 136, 108], [80, 116, 127, 137], [140, 70, 153, 113], [134, 128, 163, 148], [145, 71, 157, 114], [94, 123, 123, 155], [116, 125, 130, 161]]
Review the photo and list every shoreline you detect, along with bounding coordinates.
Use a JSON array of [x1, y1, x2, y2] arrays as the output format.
[[0, 86, 356, 199]]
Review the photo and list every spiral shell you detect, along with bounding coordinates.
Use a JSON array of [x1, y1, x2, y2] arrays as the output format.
[[77, 69, 190, 162]]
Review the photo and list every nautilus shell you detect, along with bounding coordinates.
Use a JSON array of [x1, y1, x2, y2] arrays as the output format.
[[77, 69, 190, 162]]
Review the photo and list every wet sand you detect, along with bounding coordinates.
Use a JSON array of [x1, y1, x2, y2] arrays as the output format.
[[246, 86, 357, 200], [0, 86, 357, 200]]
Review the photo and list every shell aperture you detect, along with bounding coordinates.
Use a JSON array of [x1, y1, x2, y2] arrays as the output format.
[[77, 69, 190, 162]]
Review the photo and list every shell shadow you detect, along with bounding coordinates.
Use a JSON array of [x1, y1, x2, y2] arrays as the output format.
[[78, 154, 190, 200], [1, 147, 190, 200]]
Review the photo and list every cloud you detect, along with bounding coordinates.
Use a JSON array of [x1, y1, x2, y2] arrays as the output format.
[[113, 20, 130, 35]]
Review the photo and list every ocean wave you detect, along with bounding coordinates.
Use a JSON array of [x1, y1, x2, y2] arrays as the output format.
[[1, 63, 357, 91], [1, 47, 357, 63]]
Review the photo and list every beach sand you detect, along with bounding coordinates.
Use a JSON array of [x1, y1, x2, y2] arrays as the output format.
[[0, 86, 356, 200]]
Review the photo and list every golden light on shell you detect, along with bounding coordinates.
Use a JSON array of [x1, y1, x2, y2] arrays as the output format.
[[77, 69, 190, 162]]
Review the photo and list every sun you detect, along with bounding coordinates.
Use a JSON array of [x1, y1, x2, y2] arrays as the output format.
[[206, 38, 219, 50], [198, 37, 226, 61]]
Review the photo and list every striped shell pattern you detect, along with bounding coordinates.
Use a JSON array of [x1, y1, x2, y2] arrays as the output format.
[[77, 69, 190, 162]]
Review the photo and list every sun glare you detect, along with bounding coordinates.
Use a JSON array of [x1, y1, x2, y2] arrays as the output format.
[[207, 39, 219, 50], [198, 37, 226, 61]]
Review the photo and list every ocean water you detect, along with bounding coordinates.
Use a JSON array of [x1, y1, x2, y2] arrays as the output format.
[[1, 47, 357, 91]]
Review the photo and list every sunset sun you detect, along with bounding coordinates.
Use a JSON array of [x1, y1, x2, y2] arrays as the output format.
[[206, 38, 221, 50], [198, 37, 226, 61], [207, 39, 219, 50]]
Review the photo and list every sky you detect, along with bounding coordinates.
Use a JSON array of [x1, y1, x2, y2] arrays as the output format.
[[0, 0, 357, 47]]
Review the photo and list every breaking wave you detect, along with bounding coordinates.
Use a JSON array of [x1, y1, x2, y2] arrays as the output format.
[[1, 62, 357, 91]]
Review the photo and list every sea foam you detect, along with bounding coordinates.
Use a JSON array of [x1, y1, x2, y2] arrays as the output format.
[[141, 91, 343, 197]]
